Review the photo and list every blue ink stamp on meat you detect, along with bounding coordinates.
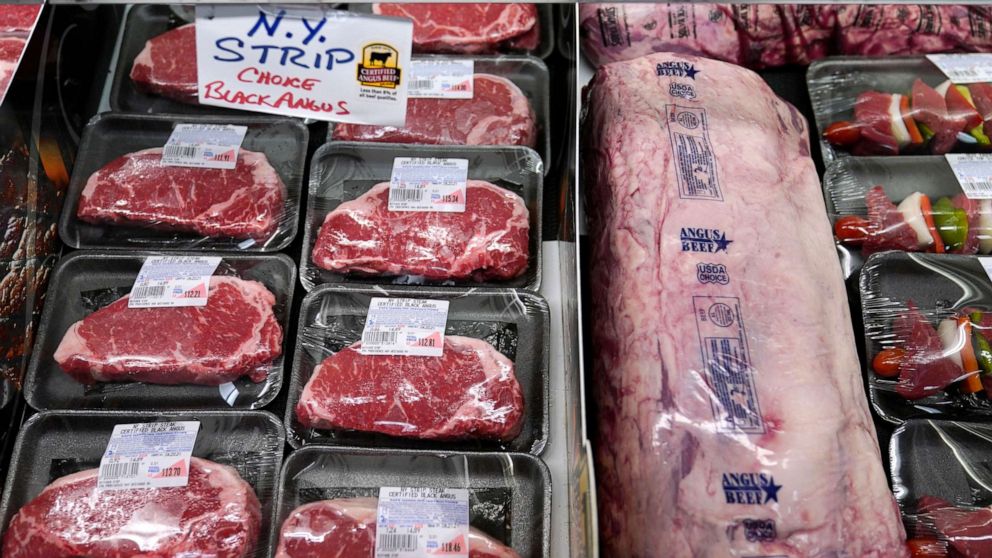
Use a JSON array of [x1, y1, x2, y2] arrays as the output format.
[[722, 472, 782, 505], [665, 105, 722, 201], [693, 296, 763, 433], [680, 227, 732, 253], [696, 262, 729, 284]]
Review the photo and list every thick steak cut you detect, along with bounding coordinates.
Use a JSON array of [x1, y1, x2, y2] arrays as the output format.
[[55, 276, 282, 386], [0, 4, 40, 33], [583, 53, 906, 556], [2, 457, 261, 558], [296, 336, 524, 441], [331, 74, 536, 147], [275, 498, 520, 558], [312, 180, 529, 281], [372, 3, 539, 54], [77, 147, 285, 241], [130, 23, 198, 104]]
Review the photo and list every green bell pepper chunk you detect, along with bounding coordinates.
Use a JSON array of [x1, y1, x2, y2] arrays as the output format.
[[932, 197, 969, 252]]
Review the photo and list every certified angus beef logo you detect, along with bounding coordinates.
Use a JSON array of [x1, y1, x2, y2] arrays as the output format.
[[680, 228, 732, 253], [722, 473, 782, 505], [656, 61, 700, 79], [357, 43, 401, 89]]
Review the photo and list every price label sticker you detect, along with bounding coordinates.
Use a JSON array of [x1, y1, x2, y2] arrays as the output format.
[[97, 421, 200, 492], [407, 59, 474, 99], [375, 487, 469, 558], [927, 54, 992, 84], [388, 157, 468, 213], [161, 124, 248, 169], [360, 298, 449, 357], [946, 153, 992, 199], [129, 256, 223, 309]]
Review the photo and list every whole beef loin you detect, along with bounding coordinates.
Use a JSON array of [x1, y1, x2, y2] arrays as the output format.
[[312, 180, 529, 281], [331, 74, 536, 147], [55, 275, 282, 386], [583, 53, 907, 556], [77, 147, 285, 241], [373, 3, 539, 53], [275, 498, 520, 558], [296, 335, 524, 441], [2, 457, 261, 558], [130, 23, 198, 104]]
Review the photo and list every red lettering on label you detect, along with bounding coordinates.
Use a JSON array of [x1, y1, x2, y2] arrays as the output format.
[[234, 67, 321, 91]]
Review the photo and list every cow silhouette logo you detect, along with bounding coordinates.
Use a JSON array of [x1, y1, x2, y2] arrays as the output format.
[[357, 43, 401, 89]]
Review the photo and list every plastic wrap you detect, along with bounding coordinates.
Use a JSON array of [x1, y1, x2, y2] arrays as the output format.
[[891, 419, 992, 557], [285, 285, 548, 454], [823, 155, 992, 279], [835, 5, 992, 58], [271, 447, 548, 557], [59, 113, 306, 251], [349, 3, 553, 59], [301, 143, 542, 292], [0, 410, 284, 558], [859, 251, 992, 423], [809, 56, 992, 163], [329, 55, 551, 166], [24, 251, 295, 411], [583, 52, 906, 556], [0, 255, 54, 408]]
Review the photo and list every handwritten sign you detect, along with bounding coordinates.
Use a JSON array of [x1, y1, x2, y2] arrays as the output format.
[[195, 5, 412, 124]]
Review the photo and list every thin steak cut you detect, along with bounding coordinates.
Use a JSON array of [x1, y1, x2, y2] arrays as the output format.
[[373, 3, 539, 54], [296, 336, 524, 441], [312, 180, 529, 281], [331, 74, 536, 147], [275, 498, 521, 558], [54, 276, 282, 386], [77, 147, 285, 241], [130, 23, 198, 104], [583, 53, 906, 556], [2, 457, 261, 558]]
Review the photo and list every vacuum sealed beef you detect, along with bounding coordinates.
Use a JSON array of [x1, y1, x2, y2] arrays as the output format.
[[583, 52, 906, 556]]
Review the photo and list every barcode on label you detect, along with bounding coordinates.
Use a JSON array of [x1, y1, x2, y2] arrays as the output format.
[[392, 189, 423, 202], [364, 330, 399, 345], [101, 460, 141, 480], [378, 533, 417, 552], [132, 285, 166, 299], [163, 144, 201, 159], [967, 181, 992, 192], [409, 79, 435, 90]]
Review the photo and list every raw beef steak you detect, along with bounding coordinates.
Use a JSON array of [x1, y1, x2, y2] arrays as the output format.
[[275, 498, 520, 558], [296, 336, 524, 441], [0, 4, 41, 33], [2, 457, 261, 558], [77, 147, 285, 241], [373, 3, 539, 54], [583, 53, 906, 556], [331, 74, 536, 147], [130, 23, 198, 104], [312, 180, 529, 281], [0, 37, 26, 96], [54, 276, 282, 386]]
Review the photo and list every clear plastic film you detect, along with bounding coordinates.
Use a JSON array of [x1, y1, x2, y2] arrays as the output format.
[[0, 410, 284, 558], [301, 143, 543, 293], [824, 156, 992, 279], [809, 56, 992, 163], [271, 447, 548, 558], [0, 255, 55, 408], [860, 251, 992, 423], [835, 5, 992, 58], [582, 52, 906, 557], [23, 251, 295, 411], [891, 419, 992, 558], [59, 113, 306, 252], [328, 55, 551, 168], [285, 284, 549, 454], [349, 3, 554, 59]]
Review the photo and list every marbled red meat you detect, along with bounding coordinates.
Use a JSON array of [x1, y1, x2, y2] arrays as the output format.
[[372, 3, 539, 54], [130, 24, 198, 104], [862, 186, 921, 256], [893, 302, 964, 400]]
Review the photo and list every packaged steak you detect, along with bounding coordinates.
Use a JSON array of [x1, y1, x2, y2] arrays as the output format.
[[860, 251, 992, 423], [23, 251, 295, 411], [890, 419, 992, 557], [59, 113, 306, 252], [0, 410, 284, 558], [810, 57, 992, 163], [284, 284, 549, 454], [302, 143, 542, 292], [583, 52, 906, 556], [271, 446, 548, 557], [824, 156, 992, 279]]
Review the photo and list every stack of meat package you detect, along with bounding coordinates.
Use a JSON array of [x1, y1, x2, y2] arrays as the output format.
[[0, 4, 548, 558], [581, 4, 992, 69]]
